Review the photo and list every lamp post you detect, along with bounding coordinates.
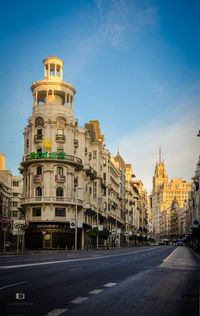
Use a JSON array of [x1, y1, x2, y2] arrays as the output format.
[[97, 197, 102, 250], [75, 186, 83, 251]]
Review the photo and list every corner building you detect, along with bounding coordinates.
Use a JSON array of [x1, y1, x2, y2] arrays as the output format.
[[20, 56, 146, 250], [20, 56, 86, 249]]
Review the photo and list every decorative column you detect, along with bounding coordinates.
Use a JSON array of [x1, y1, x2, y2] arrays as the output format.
[[55, 64, 57, 77], [44, 65, 47, 78], [60, 67, 63, 79], [69, 95, 71, 108], [52, 91, 54, 104], [48, 63, 50, 77], [71, 97, 74, 110], [46, 90, 49, 104], [65, 93, 67, 106], [35, 91, 38, 106]]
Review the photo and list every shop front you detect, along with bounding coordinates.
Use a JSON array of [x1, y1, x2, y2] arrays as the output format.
[[25, 222, 82, 250]]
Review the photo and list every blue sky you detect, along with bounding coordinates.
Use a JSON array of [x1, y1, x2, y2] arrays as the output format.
[[0, 0, 200, 192]]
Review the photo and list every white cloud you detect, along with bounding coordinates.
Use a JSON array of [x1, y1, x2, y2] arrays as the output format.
[[109, 104, 200, 194]]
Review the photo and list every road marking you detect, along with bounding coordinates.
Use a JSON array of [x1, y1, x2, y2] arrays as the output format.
[[0, 281, 27, 290], [163, 248, 177, 262], [46, 308, 68, 316], [71, 297, 88, 304], [103, 283, 117, 287], [0, 247, 160, 270], [89, 289, 103, 295], [69, 268, 81, 271]]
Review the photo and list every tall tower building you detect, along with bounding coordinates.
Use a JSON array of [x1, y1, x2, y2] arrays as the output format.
[[20, 56, 85, 250], [152, 149, 192, 237]]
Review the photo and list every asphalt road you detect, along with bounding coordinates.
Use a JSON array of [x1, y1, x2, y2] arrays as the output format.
[[0, 246, 199, 316]]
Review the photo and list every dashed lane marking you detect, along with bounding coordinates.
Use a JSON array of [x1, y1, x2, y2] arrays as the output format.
[[71, 297, 88, 304], [45, 308, 68, 316], [103, 283, 117, 287], [69, 268, 81, 271], [89, 289, 103, 295]]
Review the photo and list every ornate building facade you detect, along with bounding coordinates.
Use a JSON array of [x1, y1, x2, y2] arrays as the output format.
[[152, 151, 192, 238], [19, 56, 150, 250]]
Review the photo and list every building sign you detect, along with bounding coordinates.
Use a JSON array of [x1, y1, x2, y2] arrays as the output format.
[[192, 218, 200, 228], [70, 220, 75, 229], [29, 152, 67, 160]]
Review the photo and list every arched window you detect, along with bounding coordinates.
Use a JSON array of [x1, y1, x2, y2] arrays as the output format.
[[36, 187, 42, 196], [56, 117, 66, 128], [35, 117, 44, 128], [57, 167, 63, 176], [36, 166, 42, 175], [56, 187, 63, 197]]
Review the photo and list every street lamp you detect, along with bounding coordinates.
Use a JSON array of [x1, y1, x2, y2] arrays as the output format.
[[97, 197, 102, 250], [75, 186, 83, 251]]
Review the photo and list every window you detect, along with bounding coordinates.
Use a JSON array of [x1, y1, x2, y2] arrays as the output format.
[[103, 173, 106, 181], [55, 208, 66, 217], [57, 128, 64, 135], [103, 158, 106, 166], [37, 128, 42, 135], [12, 181, 19, 187], [36, 166, 42, 175], [37, 148, 42, 153], [104, 188, 106, 196], [57, 148, 63, 153], [57, 167, 63, 176], [13, 193, 18, 197], [93, 182, 97, 198], [104, 202, 107, 211], [13, 211, 18, 217], [32, 207, 41, 216], [36, 187, 42, 196], [56, 187, 63, 197], [13, 201, 18, 207], [93, 151, 97, 159], [26, 139, 29, 147], [35, 117, 44, 127]]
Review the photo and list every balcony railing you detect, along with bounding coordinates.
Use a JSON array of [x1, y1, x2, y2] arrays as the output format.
[[56, 134, 66, 142], [55, 175, 66, 182], [34, 134, 43, 142], [33, 175, 43, 182], [22, 196, 83, 205]]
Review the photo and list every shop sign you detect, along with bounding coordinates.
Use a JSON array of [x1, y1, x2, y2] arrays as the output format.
[[192, 218, 200, 228], [70, 220, 75, 229], [29, 152, 67, 160], [36, 224, 59, 228], [44, 234, 51, 241]]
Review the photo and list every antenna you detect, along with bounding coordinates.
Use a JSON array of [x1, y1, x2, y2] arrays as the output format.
[[159, 146, 162, 164]]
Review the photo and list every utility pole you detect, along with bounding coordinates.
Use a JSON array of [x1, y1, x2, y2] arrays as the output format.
[[75, 186, 78, 251]]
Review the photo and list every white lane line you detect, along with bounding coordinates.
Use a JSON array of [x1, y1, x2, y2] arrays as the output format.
[[71, 297, 88, 304], [89, 289, 103, 295], [0, 281, 27, 290], [69, 268, 81, 271], [0, 248, 157, 270], [163, 248, 177, 262], [46, 308, 68, 316], [103, 283, 117, 287]]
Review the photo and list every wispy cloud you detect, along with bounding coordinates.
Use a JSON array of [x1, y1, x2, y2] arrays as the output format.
[[109, 96, 200, 193]]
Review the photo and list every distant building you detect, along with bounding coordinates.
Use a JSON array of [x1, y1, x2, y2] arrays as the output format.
[[152, 150, 192, 237]]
